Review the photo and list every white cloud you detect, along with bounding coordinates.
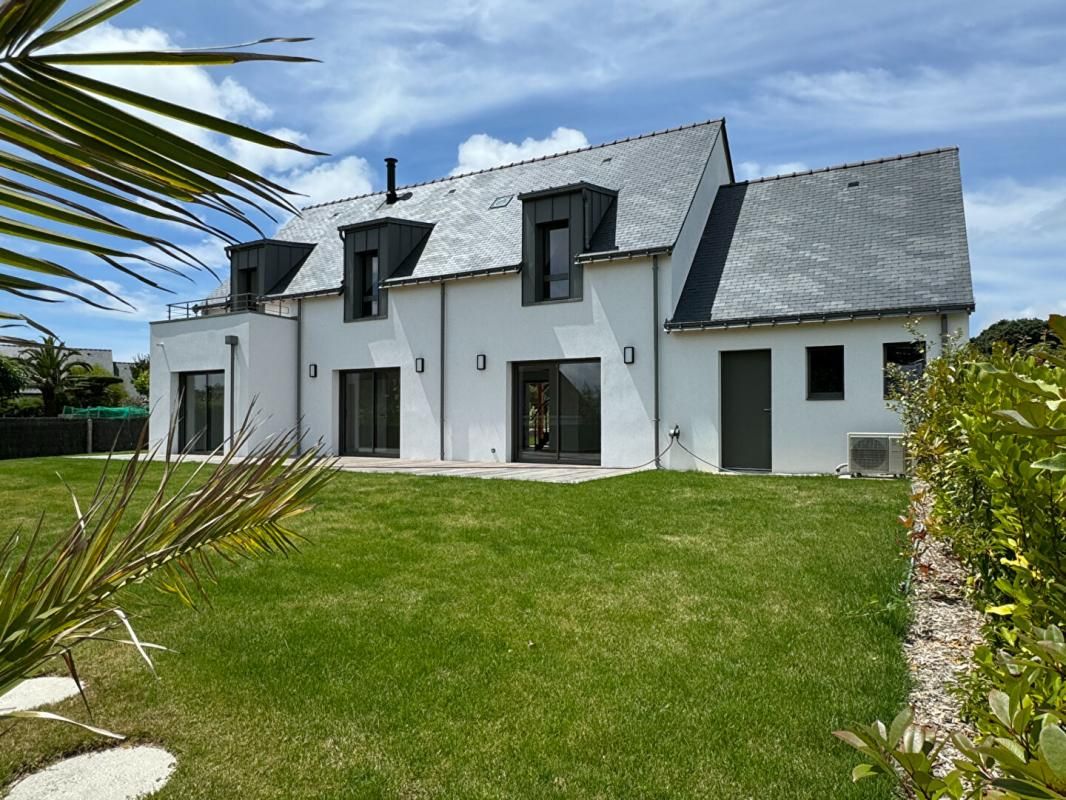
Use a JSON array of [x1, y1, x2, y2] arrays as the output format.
[[737, 161, 809, 181], [964, 179, 1066, 332], [281, 157, 375, 207], [239, 0, 1062, 150], [450, 127, 589, 175], [744, 62, 1066, 132]]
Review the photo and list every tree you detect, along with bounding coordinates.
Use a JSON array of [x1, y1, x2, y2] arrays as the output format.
[[973, 318, 1061, 354], [18, 335, 88, 415], [0, 355, 22, 402], [0, 1, 322, 333], [130, 353, 150, 399], [65, 363, 125, 408], [0, 425, 333, 737]]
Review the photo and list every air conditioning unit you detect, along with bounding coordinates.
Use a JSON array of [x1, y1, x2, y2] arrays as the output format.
[[847, 433, 907, 477]]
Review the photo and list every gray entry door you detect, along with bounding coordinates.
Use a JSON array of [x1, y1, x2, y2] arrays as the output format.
[[721, 349, 772, 471]]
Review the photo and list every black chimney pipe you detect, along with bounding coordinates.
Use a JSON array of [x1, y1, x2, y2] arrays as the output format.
[[385, 157, 398, 204]]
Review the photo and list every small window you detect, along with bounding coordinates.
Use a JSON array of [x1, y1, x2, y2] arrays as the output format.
[[357, 250, 380, 318], [489, 194, 512, 209], [536, 222, 571, 301], [883, 341, 926, 398], [807, 346, 844, 400]]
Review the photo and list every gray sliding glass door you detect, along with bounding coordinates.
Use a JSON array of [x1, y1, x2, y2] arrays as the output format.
[[340, 368, 400, 457], [515, 359, 600, 465], [179, 371, 225, 453]]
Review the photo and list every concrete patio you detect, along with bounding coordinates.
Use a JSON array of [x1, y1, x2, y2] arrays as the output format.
[[72, 453, 640, 484], [332, 457, 638, 483]]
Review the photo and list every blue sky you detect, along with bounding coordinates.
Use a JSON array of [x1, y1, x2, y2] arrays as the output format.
[[5, 0, 1066, 359]]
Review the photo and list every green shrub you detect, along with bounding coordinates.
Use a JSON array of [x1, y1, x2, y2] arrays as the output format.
[[973, 318, 1061, 355], [0, 396, 43, 417], [0, 357, 23, 402], [837, 315, 1066, 799]]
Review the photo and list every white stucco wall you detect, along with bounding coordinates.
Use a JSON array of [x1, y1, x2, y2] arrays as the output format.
[[296, 260, 659, 466], [298, 284, 441, 459], [151, 283, 971, 473], [659, 312, 970, 473], [148, 312, 297, 454], [442, 260, 656, 465]]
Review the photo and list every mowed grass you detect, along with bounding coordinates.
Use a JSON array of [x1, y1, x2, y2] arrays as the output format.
[[0, 457, 909, 799]]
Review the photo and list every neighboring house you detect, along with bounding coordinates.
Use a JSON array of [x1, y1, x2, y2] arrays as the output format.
[[0, 345, 139, 402], [148, 119, 974, 472]]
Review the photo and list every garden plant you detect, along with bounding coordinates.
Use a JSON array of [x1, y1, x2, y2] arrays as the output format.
[[836, 315, 1066, 799]]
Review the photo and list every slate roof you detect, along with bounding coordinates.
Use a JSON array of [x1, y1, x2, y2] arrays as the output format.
[[264, 119, 724, 297], [667, 148, 974, 328]]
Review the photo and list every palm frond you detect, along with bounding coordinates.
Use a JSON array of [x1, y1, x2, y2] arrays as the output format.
[[0, 419, 335, 734], [0, 0, 323, 320]]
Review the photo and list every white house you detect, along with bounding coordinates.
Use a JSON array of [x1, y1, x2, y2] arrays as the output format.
[[148, 119, 974, 473]]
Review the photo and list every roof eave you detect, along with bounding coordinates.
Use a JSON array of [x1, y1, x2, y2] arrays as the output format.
[[576, 245, 672, 264], [665, 303, 975, 331], [382, 264, 521, 288], [517, 181, 619, 202], [262, 286, 343, 302]]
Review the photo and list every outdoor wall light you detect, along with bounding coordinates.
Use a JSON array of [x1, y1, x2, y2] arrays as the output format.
[[476, 354, 487, 371], [308, 363, 318, 378], [623, 346, 636, 365], [415, 357, 425, 373]]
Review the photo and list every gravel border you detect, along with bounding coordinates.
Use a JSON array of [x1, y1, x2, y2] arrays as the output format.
[[904, 488, 984, 769]]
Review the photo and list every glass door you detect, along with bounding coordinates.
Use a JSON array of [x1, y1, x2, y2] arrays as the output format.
[[179, 371, 225, 453], [340, 368, 400, 457], [518, 364, 554, 459], [514, 360, 600, 465]]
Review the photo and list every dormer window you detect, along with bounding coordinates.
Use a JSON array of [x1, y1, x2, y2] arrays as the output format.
[[358, 250, 380, 317], [519, 182, 616, 306], [341, 217, 433, 322], [540, 222, 571, 301], [226, 240, 314, 311]]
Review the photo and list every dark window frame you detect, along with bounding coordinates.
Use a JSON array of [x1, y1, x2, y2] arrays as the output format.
[[339, 367, 401, 458], [348, 249, 385, 321], [883, 341, 927, 398], [535, 221, 572, 303], [512, 358, 601, 465], [178, 370, 225, 454], [806, 345, 845, 401]]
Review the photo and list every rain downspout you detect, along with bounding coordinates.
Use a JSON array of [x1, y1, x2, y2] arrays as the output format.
[[224, 334, 238, 452], [296, 298, 303, 454], [653, 254, 661, 469], [439, 282, 446, 461]]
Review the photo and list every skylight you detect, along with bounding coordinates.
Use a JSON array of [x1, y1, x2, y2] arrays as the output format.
[[489, 194, 513, 209]]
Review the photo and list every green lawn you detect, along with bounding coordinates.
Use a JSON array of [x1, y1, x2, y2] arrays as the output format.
[[0, 458, 910, 799]]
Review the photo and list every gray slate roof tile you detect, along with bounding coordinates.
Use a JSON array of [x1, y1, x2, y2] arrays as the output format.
[[668, 148, 974, 327], [266, 120, 723, 297]]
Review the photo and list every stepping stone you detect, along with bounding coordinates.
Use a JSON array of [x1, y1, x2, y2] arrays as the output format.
[[5, 746, 176, 800], [0, 677, 80, 712]]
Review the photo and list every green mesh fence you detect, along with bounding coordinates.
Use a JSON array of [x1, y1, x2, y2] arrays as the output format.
[[61, 406, 148, 419]]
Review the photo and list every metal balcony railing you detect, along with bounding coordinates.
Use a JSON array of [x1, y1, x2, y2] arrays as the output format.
[[164, 293, 294, 320]]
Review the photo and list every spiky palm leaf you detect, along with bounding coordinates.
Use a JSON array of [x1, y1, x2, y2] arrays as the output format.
[[0, 422, 334, 737], [0, 0, 323, 329]]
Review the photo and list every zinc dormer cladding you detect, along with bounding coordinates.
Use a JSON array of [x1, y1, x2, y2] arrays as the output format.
[[227, 239, 314, 301], [260, 120, 726, 299], [340, 217, 433, 321], [518, 181, 617, 304]]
